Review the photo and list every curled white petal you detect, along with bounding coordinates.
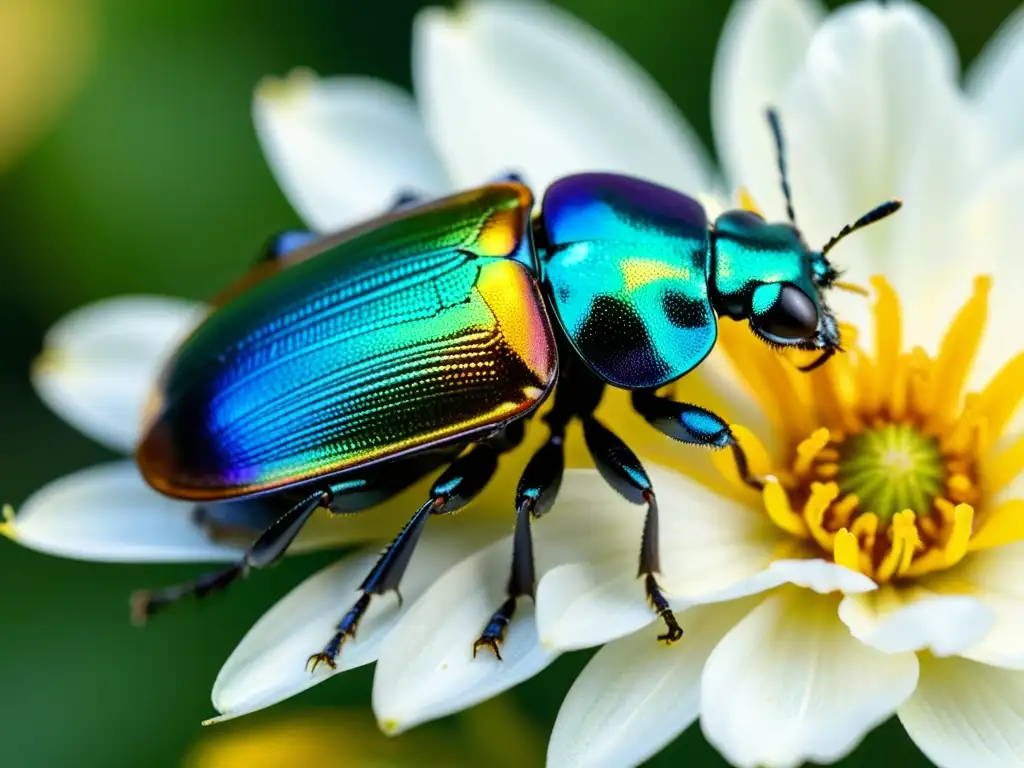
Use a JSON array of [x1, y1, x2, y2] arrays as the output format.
[[548, 600, 755, 768], [209, 527, 497, 724], [254, 71, 449, 232], [838, 585, 994, 657], [32, 296, 205, 452], [701, 588, 919, 768], [413, 0, 713, 193], [5, 462, 238, 562], [899, 654, 1024, 767]]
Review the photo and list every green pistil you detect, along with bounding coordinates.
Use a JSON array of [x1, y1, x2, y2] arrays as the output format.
[[836, 424, 945, 523]]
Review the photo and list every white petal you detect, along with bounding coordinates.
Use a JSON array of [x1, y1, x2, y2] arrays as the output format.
[[413, 0, 714, 193], [701, 588, 919, 768], [960, 155, 1024, 393], [209, 527, 496, 723], [696, 557, 876, 604], [372, 536, 558, 735], [838, 584, 994, 657], [899, 654, 1024, 768], [766, 3, 990, 353], [32, 296, 205, 452], [965, 4, 1024, 157], [536, 559, 656, 652], [954, 541, 1024, 669], [6, 462, 238, 562], [548, 599, 756, 768], [253, 71, 449, 233], [711, 0, 823, 197]]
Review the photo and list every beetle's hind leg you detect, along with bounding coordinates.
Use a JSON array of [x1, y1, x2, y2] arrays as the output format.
[[131, 487, 331, 624], [306, 440, 512, 671], [631, 389, 765, 492]]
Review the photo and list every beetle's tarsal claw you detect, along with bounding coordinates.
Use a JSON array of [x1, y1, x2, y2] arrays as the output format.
[[644, 574, 683, 645], [307, 592, 371, 673], [473, 596, 517, 660]]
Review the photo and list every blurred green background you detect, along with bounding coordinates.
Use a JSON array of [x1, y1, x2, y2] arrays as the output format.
[[0, 0, 1017, 765]]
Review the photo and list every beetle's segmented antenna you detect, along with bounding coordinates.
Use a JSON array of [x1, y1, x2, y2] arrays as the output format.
[[766, 108, 796, 226], [821, 199, 903, 257]]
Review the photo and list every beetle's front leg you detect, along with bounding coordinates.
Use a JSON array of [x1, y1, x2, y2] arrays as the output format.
[[631, 389, 765, 491]]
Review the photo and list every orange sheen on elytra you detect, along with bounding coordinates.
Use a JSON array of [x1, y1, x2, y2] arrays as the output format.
[[706, 275, 1024, 583]]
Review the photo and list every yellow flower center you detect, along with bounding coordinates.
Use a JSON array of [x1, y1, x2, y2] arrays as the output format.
[[686, 274, 1024, 585]]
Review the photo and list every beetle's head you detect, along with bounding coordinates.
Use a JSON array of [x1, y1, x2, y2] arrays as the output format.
[[710, 109, 901, 372]]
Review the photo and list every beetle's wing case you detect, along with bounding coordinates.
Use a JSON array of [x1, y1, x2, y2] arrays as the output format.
[[137, 183, 558, 501], [539, 173, 715, 390]]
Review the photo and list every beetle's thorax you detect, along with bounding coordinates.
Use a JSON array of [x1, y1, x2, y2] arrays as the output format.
[[707, 209, 820, 321]]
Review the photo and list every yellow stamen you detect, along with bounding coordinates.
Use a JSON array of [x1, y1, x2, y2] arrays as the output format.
[[871, 275, 901, 377], [737, 187, 762, 216], [875, 510, 920, 581], [905, 504, 974, 576], [967, 500, 1024, 551], [794, 428, 830, 476], [831, 494, 860, 529], [762, 478, 809, 538], [973, 351, 1024, 448], [803, 482, 840, 551], [989, 435, 1024, 494], [925, 277, 990, 421], [834, 528, 862, 572]]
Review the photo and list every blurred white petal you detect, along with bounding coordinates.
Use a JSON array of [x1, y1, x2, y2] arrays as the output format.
[[209, 527, 498, 724], [899, 654, 1024, 767], [838, 586, 994, 657], [965, 4, 1024, 157], [253, 71, 449, 233], [32, 296, 204, 452], [413, 0, 714, 193], [701, 588, 919, 768], [547, 599, 755, 768], [5, 462, 237, 562], [712, 0, 823, 204]]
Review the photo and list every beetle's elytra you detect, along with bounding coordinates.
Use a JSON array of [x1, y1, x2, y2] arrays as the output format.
[[133, 110, 901, 667]]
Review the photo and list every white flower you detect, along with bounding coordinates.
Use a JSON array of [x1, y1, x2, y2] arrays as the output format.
[[534, 2, 1024, 768], [9, 4, 1024, 768]]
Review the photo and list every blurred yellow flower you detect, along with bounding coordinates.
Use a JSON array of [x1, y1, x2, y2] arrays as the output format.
[[0, 0, 96, 170]]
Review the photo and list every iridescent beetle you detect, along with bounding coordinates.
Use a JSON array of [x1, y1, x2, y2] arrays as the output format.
[[134, 110, 900, 668]]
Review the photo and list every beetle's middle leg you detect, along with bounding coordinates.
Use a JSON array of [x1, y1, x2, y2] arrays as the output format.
[[305, 428, 525, 672]]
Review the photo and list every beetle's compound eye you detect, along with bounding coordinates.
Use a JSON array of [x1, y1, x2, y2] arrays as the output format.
[[750, 282, 819, 341]]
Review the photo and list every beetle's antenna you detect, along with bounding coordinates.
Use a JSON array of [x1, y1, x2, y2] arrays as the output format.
[[821, 199, 903, 257], [765, 108, 796, 226]]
